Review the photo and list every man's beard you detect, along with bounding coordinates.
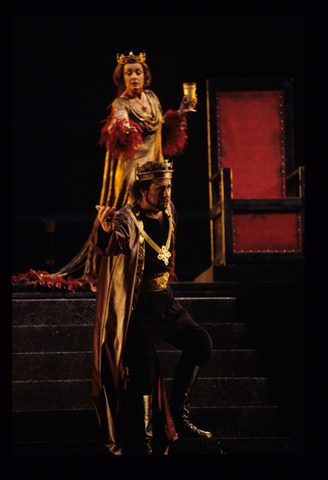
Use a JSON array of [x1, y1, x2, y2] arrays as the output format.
[[145, 192, 166, 211]]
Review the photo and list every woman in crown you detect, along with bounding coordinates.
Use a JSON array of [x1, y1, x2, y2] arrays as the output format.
[[98, 51, 196, 213]]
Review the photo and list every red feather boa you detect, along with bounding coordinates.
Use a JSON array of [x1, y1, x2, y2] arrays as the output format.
[[12, 269, 97, 292], [162, 110, 188, 157], [100, 107, 187, 159], [12, 267, 177, 292], [100, 116, 142, 159]]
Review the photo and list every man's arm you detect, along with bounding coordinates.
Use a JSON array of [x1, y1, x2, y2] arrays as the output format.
[[95, 205, 116, 233], [91, 206, 131, 257]]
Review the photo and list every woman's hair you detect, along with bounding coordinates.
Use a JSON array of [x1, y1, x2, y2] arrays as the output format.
[[113, 60, 152, 97]]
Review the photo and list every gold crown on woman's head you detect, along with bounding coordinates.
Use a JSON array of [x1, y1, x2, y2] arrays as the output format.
[[136, 160, 174, 181], [117, 51, 146, 65]]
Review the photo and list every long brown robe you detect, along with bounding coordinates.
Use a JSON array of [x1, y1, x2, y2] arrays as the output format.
[[91, 200, 178, 454]]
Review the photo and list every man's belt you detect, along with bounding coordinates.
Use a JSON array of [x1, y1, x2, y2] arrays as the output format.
[[143, 272, 170, 291]]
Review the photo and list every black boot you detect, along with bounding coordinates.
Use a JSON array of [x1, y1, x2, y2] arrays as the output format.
[[141, 394, 155, 454], [170, 364, 213, 439], [120, 393, 156, 454]]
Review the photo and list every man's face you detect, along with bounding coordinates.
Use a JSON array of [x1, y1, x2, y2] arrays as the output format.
[[142, 178, 172, 212]]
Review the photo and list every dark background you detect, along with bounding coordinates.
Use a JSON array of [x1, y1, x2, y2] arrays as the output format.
[[12, 16, 305, 280]]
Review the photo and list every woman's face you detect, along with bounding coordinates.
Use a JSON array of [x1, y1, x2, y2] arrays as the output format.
[[123, 62, 145, 97]]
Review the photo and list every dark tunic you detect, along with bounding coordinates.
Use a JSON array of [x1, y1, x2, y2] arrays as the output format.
[[131, 209, 194, 344]]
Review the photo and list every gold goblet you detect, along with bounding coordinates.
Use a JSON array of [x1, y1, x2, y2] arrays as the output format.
[[182, 82, 197, 112]]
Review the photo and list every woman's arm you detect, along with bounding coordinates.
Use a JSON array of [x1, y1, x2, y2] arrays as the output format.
[[99, 100, 142, 159]]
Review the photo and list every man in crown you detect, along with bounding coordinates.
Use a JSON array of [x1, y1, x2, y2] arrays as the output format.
[[91, 160, 213, 455]]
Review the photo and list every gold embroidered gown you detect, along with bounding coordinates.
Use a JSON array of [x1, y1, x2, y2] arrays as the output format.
[[99, 90, 165, 209]]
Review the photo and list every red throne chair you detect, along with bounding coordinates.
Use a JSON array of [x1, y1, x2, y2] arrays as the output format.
[[204, 78, 305, 270]]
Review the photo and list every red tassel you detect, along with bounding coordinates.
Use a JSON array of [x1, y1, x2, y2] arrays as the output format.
[[169, 249, 178, 282], [119, 364, 130, 391], [162, 110, 188, 157]]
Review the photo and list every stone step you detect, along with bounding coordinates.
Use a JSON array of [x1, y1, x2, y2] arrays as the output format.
[[12, 377, 268, 411], [156, 323, 248, 350], [12, 380, 93, 411], [168, 437, 290, 455], [12, 296, 238, 326], [12, 406, 281, 444], [12, 437, 290, 455], [12, 349, 258, 381], [12, 352, 92, 381], [170, 282, 236, 296], [12, 410, 99, 443], [12, 440, 102, 455], [210, 264, 305, 283], [164, 378, 268, 407], [12, 297, 96, 326], [12, 325, 94, 353], [158, 350, 258, 377], [12, 322, 248, 354], [177, 297, 238, 323], [187, 406, 280, 437], [11, 404, 290, 453]]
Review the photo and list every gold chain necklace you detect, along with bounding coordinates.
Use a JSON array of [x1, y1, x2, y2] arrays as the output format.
[[127, 204, 173, 265]]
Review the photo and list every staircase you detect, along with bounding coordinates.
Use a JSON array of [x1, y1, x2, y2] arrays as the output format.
[[158, 283, 290, 455], [12, 278, 295, 455]]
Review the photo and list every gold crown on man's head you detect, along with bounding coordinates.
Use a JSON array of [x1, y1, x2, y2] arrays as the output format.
[[117, 51, 146, 65], [136, 160, 174, 181]]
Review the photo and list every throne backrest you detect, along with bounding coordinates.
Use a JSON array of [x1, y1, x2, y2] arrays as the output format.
[[210, 79, 295, 200]]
